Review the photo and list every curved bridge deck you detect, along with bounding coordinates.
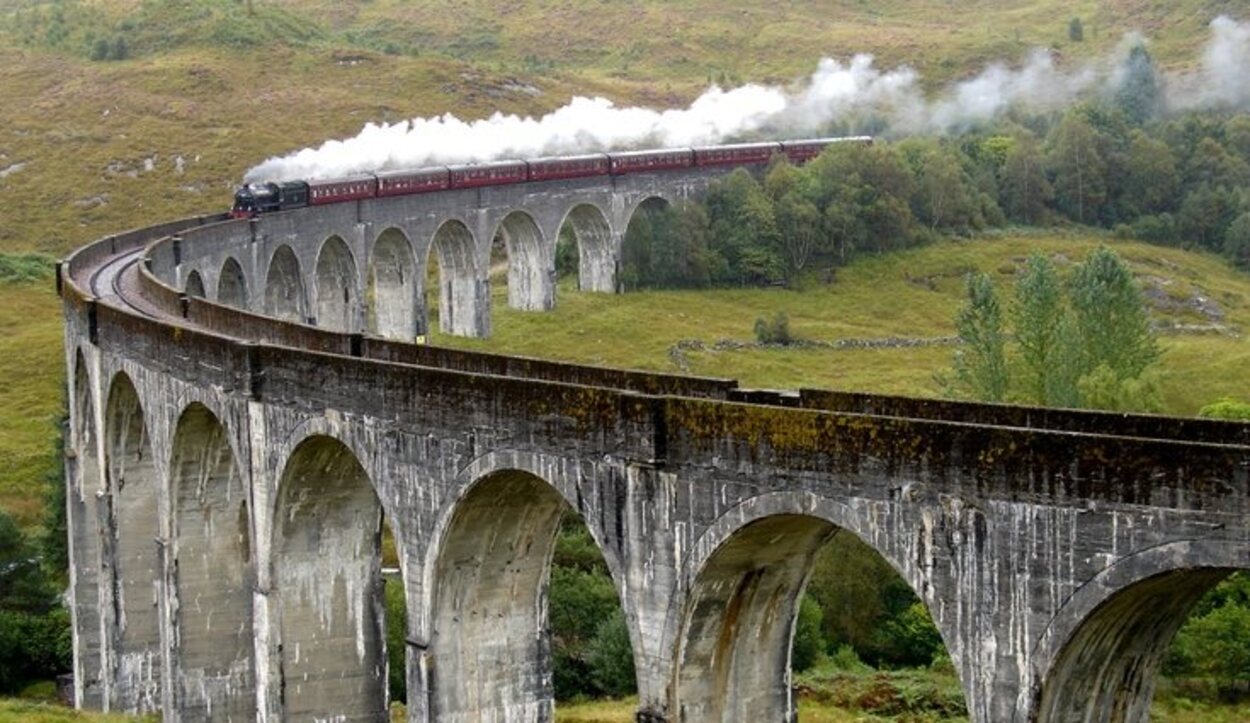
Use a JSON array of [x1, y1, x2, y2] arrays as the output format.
[[60, 162, 1250, 723]]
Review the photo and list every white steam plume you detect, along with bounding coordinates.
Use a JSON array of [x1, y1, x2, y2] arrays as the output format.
[[246, 16, 1250, 183], [1168, 16, 1250, 111]]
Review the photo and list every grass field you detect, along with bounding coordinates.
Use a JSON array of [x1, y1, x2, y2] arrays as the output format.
[[0, 699, 153, 722], [0, 277, 62, 528], [442, 232, 1250, 416]]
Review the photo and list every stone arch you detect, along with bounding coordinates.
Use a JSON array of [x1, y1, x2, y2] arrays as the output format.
[[558, 203, 615, 293], [103, 372, 162, 713], [620, 196, 674, 292], [263, 244, 307, 323], [184, 269, 206, 299], [314, 235, 359, 332], [366, 227, 418, 340], [169, 403, 254, 721], [1031, 538, 1250, 723], [428, 219, 486, 337], [668, 492, 937, 723], [70, 352, 105, 708], [217, 257, 247, 308], [492, 210, 554, 311], [427, 467, 585, 721], [272, 434, 386, 721]]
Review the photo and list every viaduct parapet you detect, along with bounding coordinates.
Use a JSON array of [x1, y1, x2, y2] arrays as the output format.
[[59, 152, 1250, 723]]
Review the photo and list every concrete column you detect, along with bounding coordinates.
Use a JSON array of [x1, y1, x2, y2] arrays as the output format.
[[247, 402, 280, 723]]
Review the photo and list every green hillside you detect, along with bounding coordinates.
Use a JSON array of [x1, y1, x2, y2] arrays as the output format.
[[449, 232, 1250, 414]]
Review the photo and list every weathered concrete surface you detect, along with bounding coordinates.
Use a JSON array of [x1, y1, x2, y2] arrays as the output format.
[[61, 164, 1250, 723], [169, 404, 254, 722]]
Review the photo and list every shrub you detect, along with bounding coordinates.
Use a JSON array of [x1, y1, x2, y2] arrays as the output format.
[[754, 311, 795, 345], [1199, 398, 1250, 421], [586, 610, 636, 697], [792, 595, 826, 672]]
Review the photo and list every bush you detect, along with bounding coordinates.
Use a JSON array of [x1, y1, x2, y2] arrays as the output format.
[[792, 595, 826, 672], [1224, 212, 1250, 269], [0, 610, 72, 694], [586, 610, 636, 697], [0, 253, 53, 284], [754, 311, 795, 345], [869, 602, 945, 668], [1199, 398, 1250, 421], [1129, 214, 1179, 245]]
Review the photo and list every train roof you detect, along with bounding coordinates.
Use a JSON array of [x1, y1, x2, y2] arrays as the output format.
[[375, 167, 449, 178], [527, 153, 610, 164], [446, 159, 528, 172], [691, 141, 781, 151], [609, 147, 694, 158]]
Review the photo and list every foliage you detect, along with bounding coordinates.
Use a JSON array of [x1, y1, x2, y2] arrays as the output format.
[[1011, 253, 1076, 407], [869, 602, 946, 669], [1068, 17, 1084, 42], [795, 663, 968, 718], [1047, 110, 1107, 225], [586, 610, 636, 697], [0, 253, 53, 284], [951, 272, 1008, 402], [1115, 44, 1160, 125], [1067, 247, 1159, 381], [1224, 213, 1250, 269], [385, 580, 406, 703], [40, 413, 68, 576], [754, 311, 796, 345], [951, 247, 1160, 411], [0, 509, 69, 694], [792, 594, 825, 673], [1199, 399, 1250, 421], [550, 514, 626, 701], [1167, 574, 1250, 700]]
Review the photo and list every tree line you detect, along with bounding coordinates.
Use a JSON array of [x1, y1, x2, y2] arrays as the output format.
[[617, 78, 1250, 289]]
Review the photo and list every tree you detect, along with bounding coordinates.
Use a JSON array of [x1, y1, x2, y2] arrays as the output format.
[[791, 595, 826, 673], [1120, 130, 1179, 217], [766, 161, 827, 282], [952, 272, 1008, 402], [1011, 254, 1074, 405], [587, 610, 636, 697], [1114, 44, 1161, 125], [1224, 213, 1250, 269], [1169, 603, 1250, 697], [1047, 111, 1108, 225], [903, 140, 981, 233], [42, 414, 69, 576], [807, 142, 916, 260], [1179, 183, 1243, 251], [1068, 17, 1084, 42], [1183, 137, 1250, 192], [1067, 247, 1159, 382], [704, 169, 782, 285], [1000, 133, 1052, 224]]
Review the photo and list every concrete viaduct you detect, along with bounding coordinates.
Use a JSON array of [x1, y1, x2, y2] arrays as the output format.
[[59, 152, 1250, 723]]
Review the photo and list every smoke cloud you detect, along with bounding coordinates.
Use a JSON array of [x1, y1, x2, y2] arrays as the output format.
[[246, 16, 1250, 183]]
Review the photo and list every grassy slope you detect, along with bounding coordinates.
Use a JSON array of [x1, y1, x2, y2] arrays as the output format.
[[443, 233, 1250, 416], [0, 700, 153, 722]]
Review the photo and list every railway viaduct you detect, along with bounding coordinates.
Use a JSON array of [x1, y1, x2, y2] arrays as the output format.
[[60, 152, 1250, 723]]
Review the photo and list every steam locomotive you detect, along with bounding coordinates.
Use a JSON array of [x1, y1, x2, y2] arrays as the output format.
[[230, 136, 872, 218]]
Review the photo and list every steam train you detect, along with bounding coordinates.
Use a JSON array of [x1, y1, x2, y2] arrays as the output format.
[[230, 136, 872, 218]]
